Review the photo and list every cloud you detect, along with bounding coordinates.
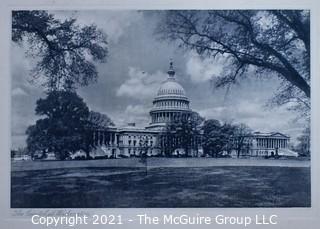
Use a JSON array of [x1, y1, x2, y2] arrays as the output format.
[[198, 99, 301, 140], [116, 67, 165, 100], [185, 51, 225, 83], [12, 87, 28, 96], [125, 104, 148, 116], [10, 10, 307, 148], [115, 104, 150, 127]]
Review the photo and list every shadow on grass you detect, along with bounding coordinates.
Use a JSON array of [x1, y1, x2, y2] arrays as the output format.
[[11, 166, 310, 208]]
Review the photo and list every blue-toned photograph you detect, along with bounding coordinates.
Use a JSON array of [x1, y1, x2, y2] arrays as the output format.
[[11, 10, 310, 208]]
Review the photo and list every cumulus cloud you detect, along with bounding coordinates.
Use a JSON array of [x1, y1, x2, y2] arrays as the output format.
[[185, 51, 226, 83], [198, 100, 287, 130], [53, 11, 143, 44], [115, 104, 150, 127], [12, 87, 28, 96], [198, 99, 304, 143], [116, 67, 165, 100], [11, 10, 307, 148]]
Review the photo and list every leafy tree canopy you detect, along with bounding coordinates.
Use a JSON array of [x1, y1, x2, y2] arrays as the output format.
[[295, 126, 310, 156], [161, 112, 203, 156], [12, 10, 108, 91], [202, 119, 236, 157], [87, 111, 115, 129], [26, 91, 90, 160]]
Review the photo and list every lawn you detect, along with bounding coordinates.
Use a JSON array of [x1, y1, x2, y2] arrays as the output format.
[[11, 166, 310, 208]]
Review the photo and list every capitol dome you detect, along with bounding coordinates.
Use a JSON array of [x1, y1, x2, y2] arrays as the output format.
[[147, 61, 192, 129], [157, 79, 186, 96]]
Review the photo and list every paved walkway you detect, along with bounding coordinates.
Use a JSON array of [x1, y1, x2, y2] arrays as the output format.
[[11, 157, 310, 172]]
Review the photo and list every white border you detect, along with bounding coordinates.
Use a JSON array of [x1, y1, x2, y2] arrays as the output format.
[[0, 1, 319, 228]]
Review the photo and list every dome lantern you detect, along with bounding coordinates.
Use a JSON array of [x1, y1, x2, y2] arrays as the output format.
[[167, 60, 175, 77]]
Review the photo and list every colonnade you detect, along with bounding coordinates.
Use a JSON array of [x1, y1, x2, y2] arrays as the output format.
[[256, 138, 288, 149], [151, 112, 190, 123], [154, 100, 189, 108], [93, 130, 118, 146]]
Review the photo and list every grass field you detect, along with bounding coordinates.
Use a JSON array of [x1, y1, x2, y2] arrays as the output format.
[[11, 165, 310, 208]]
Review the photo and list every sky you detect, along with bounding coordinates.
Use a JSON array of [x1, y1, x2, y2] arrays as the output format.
[[10, 10, 308, 148]]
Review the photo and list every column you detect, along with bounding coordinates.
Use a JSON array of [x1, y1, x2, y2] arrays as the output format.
[[114, 133, 117, 145], [102, 132, 105, 145], [93, 131, 96, 146], [97, 131, 100, 145]]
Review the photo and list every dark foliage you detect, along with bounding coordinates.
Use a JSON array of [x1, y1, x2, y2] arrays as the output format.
[[87, 111, 115, 128], [26, 91, 90, 160], [12, 10, 108, 91], [202, 119, 235, 157], [157, 10, 310, 114], [295, 126, 310, 157], [232, 123, 253, 158], [160, 112, 203, 157]]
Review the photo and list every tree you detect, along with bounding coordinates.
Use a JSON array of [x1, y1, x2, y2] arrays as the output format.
[[138, 136, 150, 162], [12, 10, 108, 91], [232, 123, 253, 158], [295, 126, 310, 157], [87, 111, 115, 128], [26, 91, 90, 160], [11, 150, 16, 159], [202, 119, 235, 157], [161, 112, 203, 157], [157, 10, 310, 114]]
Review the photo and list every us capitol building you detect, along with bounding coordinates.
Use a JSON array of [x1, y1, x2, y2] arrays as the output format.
[[86, 62, 296, 159]]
